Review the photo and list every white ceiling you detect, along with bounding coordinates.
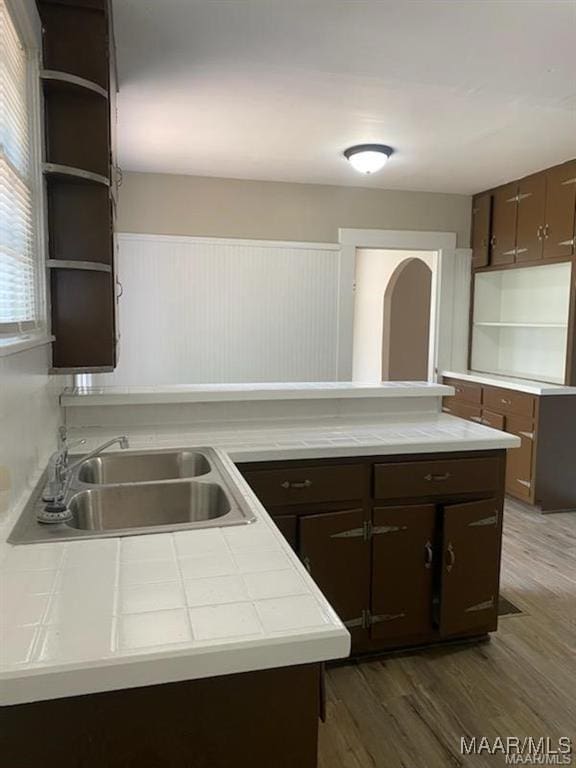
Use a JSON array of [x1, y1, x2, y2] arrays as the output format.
[[112, 0, 576, 194]]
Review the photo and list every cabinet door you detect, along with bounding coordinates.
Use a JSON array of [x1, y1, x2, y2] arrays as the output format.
[[370, 505, 436, 640], [300, 508, 370, 628], [272, 514, 298, 550], [471, 193, 492, 269], [543, 161, 576, 259], [516, 173, 546, 262], [505, 416, 535, 501], [442, 400, 482, 423], [439, 499, 502, 636], [491, 183, 518, 265]]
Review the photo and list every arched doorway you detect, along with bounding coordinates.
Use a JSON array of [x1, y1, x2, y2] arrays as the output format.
[[382, 258, 432, 381]]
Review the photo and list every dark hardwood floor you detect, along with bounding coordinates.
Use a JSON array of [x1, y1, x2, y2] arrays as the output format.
[[319, 498, 576, 767]]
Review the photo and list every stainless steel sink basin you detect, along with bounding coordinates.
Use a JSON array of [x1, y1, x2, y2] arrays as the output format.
[[78, 451, 211, 484], [9, 447, 256, 544], [67, 481, 230, 533]]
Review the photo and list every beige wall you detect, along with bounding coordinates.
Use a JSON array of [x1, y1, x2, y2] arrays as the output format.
[[117, 172, 472, 248]]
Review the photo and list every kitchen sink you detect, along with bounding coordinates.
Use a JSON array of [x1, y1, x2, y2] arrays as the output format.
[[78, 450, 211, 484], [67, 481, 230, 533], [9, 447, 256, 544]]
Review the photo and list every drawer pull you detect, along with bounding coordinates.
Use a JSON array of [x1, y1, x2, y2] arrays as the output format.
[[424, 540, 433, 569], [518, 431, 534, 440], [517, 479, 532, 489], [500, 398, 512, 405], [281, 479, 312, 489], [446, 542, 456, 572], [470, 416, 482, 423], [301, 555, 312, 573], [424, 472, 452, 482]]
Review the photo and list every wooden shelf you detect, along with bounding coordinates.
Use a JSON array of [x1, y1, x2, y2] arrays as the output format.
[[41, 70, 108, 99], [43, 163, 110, 187], [47, 260, 111, 273]]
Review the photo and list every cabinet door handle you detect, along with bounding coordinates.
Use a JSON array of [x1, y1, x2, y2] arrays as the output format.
[[537, 225, 543, 241], [301, 555, 312, 573], [446, 542, 456, 573], [424, 541, 433, 569], [281, 479, 312, 489], [424, 472, 452, 482], [543, 224, 550, 239]]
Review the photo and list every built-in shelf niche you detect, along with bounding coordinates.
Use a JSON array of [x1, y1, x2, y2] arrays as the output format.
[[471, 262, 572, 384]]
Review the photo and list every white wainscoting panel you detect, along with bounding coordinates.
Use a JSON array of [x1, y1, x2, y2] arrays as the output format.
[[96, 235, 341, 386]]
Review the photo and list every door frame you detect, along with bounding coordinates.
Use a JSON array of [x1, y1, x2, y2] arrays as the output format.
[[337, 228, 466, 381]]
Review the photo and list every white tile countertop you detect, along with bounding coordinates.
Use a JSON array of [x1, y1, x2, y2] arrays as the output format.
[[0, 414, 518, 706], [442, 370, 576, 396], [61, 380, 454, 406]]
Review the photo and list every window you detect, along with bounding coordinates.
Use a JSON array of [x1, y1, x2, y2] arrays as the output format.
[[0, 0, 44, 341]]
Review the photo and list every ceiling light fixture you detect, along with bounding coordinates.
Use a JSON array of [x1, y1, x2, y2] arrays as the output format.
[[344, 144, 394, 174]]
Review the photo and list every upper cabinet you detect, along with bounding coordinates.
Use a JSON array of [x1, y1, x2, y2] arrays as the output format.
[[38, 0, 118, 373], [471, 159, 576, 271], [516, 173, 546, 263], [471, 193, 492, 269], [543, 161, 576, 260], [490, 183, 518, 265]]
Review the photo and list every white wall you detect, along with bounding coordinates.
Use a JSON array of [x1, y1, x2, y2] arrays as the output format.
[[352, 250, 435, 382], [0, 345, 65, 527], [96, 234, 341, 386]]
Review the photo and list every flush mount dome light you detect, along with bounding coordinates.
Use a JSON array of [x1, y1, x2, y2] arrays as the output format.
[[344, 144, 394, 174]]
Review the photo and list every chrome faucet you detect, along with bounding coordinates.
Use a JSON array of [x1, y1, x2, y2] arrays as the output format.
[[39, 427, 129, 524]]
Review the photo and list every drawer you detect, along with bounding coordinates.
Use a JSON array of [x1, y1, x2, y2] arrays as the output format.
[[242, 465, 366, 507], [483, 386, 535, 419], [442, 400, 482, 422], [443, 378, 482, 405], [374, 457, 501, 500], [505, 417, 535, 502], [442, 400, 481, 421], [480, 409, 505, 430]]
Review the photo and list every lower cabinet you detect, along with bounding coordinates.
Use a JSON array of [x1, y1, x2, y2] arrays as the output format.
[[439, 499, 502, 636], [240, 451, 506, 655], [370, 505, 435, 640], [300, 508, 370, 628]]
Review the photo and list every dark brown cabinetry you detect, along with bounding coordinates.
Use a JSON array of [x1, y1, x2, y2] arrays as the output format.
[[240, 450, 506, 655], [443, 376, 576, 511], [300, 508, 370, 627], [490, 183, 518, 265], [544, 160, 576, 259], [38, 0, 118, 372], [471, 158, 576, 270], [471, 193, 492, 269], [0, 664, 322, 768], [370, 505, 435, 640], [516, 173, 547, 262], [439, 499, 502, 636]]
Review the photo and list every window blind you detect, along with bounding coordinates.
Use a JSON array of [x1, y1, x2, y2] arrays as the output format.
[[0, 0, 37, 333]]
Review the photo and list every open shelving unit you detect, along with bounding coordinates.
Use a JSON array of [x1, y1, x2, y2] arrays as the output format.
[[38, 0, 117, 372], [470, 262, 572, 384]]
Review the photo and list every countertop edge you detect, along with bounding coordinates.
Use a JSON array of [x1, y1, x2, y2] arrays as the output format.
[[442, 370, 576, 396]]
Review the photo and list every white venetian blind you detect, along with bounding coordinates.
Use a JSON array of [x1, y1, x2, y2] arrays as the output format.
[[0, 0, 37, 332]]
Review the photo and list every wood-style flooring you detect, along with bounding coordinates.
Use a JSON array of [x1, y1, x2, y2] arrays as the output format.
[[319, 498, 576, 767]]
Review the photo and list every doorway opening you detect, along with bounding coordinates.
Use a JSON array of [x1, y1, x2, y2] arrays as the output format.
[[352, 249, 435, 382]]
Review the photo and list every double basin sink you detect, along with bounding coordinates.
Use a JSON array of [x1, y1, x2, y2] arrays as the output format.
[[10, 448, 256, 544]]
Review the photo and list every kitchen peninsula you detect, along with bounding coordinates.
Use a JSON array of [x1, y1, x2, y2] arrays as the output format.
[[1, 383, 518, 767]]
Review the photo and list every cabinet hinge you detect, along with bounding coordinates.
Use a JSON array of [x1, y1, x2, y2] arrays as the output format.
[[468, 511, 499, 527], [367, 610, 407, 626], [465, 596, 495, 613]]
